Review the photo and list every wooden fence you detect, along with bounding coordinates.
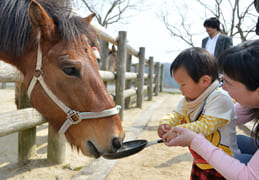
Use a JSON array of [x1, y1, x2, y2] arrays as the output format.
[[0, 25, 164, 165]]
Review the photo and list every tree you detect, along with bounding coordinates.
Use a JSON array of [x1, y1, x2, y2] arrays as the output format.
[[73, 0, 144, 70], [160, 0, 257, 47], [76, 0, 143, 28]]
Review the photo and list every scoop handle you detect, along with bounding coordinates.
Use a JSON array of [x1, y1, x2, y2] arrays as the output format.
[[146, 139, 164, 147], [157, 139, 164, 143]]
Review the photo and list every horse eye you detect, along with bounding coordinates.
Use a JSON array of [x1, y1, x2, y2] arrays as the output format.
[[63, 67, 80, 77]]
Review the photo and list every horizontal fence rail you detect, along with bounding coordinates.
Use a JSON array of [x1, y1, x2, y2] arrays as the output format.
[[0, 108, 45, 137]]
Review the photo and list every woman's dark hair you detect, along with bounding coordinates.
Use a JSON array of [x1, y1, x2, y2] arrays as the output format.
[[203, 17, 221, 31], [248, 109, 259, 147], [219, 39, 259, 146], [218, 40, 259, 91], [170, 47, 218, 83]]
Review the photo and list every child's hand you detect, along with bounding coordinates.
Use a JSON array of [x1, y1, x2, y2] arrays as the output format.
[[162, 127, 197, 147], [157, 124, 170, 138], [161, 128, 178, 143]]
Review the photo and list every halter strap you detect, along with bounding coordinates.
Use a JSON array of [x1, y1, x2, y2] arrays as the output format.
[[27, 40, 120, 134], [59, 106, 121, 134]]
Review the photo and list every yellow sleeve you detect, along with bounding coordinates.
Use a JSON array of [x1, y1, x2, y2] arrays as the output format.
[[159, 111, 185, 128], [178, 114, 228, 136]]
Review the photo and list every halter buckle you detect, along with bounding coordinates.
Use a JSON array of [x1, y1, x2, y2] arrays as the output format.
[[67, 110, 81, 124]]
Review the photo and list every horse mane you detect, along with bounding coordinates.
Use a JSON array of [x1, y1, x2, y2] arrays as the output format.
[[0, 0, 95, 57]]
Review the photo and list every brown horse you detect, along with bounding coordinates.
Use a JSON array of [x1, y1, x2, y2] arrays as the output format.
[[107, 45, 118, 72], [0, 0, 124, 158]]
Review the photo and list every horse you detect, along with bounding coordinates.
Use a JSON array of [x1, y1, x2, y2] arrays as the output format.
[[106, 45, 118, 72], [0, 0, 124, 158], [98, 45, 117, 71]]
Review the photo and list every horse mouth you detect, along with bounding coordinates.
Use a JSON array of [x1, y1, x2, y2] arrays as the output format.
[[87, 140, 101, 158]]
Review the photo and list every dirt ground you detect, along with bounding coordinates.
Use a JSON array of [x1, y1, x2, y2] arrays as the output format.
[[0, 87, 250, 180]]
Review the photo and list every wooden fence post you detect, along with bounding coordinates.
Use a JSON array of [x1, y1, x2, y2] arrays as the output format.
[[148, 57, 154, 101], [100, 38, 109, 71], [154, 62, 160, 96], [116, 31, 127, 120], [160, 64, 164, 92], [125, 53, 132, 108], [134, 64, 139, 87], [15, 81, 36, 164], [47, 126, 66, 164], [137, 47, 145, 108], [100, 38, 109, 87]]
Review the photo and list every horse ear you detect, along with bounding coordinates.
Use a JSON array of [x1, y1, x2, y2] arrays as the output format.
[[28, 0, 56, 41], [83, 13, 96, 23], [112, 45, 117, 56]]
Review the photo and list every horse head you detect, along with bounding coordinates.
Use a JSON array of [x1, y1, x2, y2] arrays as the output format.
[[107, 45, 118, 72], [0, 0, 124, 158]]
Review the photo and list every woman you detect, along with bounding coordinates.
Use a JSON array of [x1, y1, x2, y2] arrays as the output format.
[[162, 40, 259, 180], [234, 102, 259, 165]]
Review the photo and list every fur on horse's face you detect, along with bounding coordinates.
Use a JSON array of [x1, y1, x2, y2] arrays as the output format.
[[19, 0, 124, 157]]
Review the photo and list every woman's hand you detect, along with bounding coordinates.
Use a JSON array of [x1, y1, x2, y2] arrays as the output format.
[[162, 127, 197, 147], [157, 124, 170, 138]]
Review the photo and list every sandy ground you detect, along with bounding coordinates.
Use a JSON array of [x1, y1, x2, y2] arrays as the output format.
[[0, 87, 250, 180]]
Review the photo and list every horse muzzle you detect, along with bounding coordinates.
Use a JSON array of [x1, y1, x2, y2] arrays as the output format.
[[86, 137, 123, 158]]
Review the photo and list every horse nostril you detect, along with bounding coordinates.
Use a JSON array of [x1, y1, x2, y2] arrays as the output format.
[[111, 137, 122, 152]]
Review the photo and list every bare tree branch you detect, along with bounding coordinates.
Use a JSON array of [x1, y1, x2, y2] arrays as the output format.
[[78, 0, 142, 28], [103, 0, 119, 25], [160, 0, 257, 46], [162, 6, 194, 47]]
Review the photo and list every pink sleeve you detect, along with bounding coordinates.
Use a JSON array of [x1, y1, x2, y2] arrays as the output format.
[[235, 103, 254, 125], [190, 134, 259, 180]]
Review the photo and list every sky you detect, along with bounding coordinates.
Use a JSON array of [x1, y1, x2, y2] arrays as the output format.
[[74, 0, 258, 63]]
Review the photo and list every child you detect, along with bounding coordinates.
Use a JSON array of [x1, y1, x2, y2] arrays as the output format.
[[157, 47, 240, 180]]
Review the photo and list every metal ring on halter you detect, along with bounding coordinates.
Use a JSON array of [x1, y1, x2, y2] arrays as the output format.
[[66, 110, 82, 125], [34, 69, 43, 77]]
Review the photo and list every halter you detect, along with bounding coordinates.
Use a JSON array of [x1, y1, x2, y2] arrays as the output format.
[[27, 39, 120, 134]]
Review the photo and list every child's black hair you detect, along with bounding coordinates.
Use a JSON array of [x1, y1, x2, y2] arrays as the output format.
[[170, 47, 218, 83]]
